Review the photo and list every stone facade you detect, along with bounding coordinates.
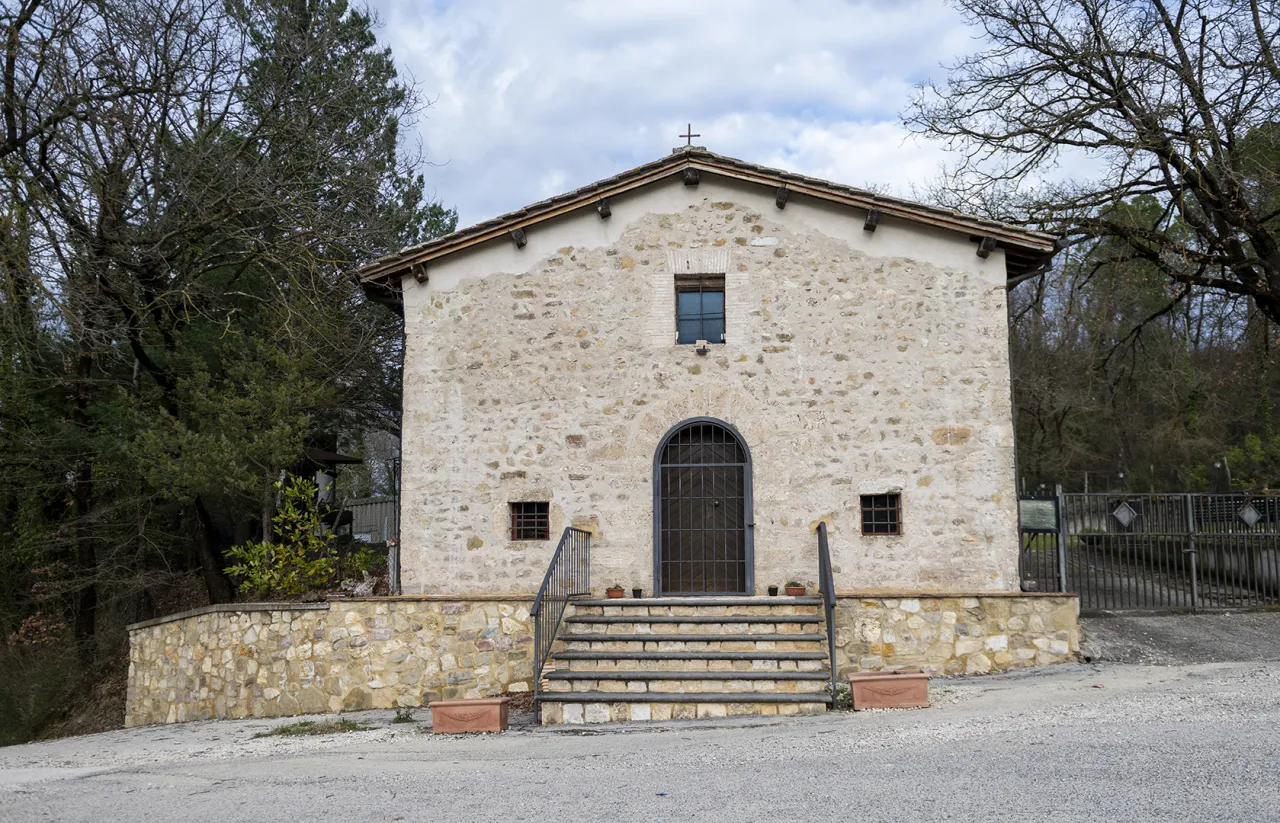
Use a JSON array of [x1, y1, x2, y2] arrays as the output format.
[[833, 593, 1078, 677], [399, 175, 1022, 597], [124, 599, 534, 727], [124, 592, 1077, 727]]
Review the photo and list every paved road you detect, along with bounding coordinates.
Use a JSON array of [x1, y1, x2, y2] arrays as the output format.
[[3, 661, 1279, 823], [1081, 611, 1280, 665]]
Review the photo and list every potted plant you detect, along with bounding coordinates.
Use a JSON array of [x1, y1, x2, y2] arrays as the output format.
[[767, 584, 779, 596], [606, 584, 625, 598], [784, 581, 806, 596], [632, 586, 643, 598]]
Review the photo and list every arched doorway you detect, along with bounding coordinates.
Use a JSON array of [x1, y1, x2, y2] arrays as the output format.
[[653, 418, 753, 595]]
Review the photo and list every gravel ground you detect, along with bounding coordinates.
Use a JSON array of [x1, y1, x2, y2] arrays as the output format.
[[3, 660, 1279, 823]]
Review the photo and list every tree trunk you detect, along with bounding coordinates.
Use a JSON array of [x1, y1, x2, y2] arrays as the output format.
[[194, 496, 237, 604], [72, 458, 96, 666], [71, 347, 96, 666]]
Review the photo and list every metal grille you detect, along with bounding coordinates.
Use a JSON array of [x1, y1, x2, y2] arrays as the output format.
[[510, 501, 550, 541], [860, 493, 901, 535], [656, 421, 749, 594], [1020, 491, 1280, 612]]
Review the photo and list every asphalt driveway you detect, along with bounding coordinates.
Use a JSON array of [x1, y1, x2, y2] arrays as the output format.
[[3, 656, 1279, 823]]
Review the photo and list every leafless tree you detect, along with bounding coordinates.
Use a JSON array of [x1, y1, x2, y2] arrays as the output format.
[[906, 0, 1280, 318]]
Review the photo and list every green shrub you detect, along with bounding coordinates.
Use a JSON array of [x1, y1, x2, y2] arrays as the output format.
[[225, 476, 336, 597], [832, 682, 853, 711]]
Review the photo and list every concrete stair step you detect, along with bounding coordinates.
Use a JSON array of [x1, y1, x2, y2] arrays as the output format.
[[557, 640, 823, 654], [565, 614, 823, 624], [552, 650, 828, 661], [560, 658, 828, 673], [571, 601, 822, 619], [539, 691, 832, 704], [573, 597, 823, 607], [543, 678, 830, 695], [544, 669, 831, 681], [561, 633, 827, 643], [539, 697, 830, 723]]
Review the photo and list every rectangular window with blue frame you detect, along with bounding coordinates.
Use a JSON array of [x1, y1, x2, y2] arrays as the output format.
[[675, 275, 726, 345]]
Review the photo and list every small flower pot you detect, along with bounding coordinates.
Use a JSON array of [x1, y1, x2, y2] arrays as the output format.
[[784, 585, 806, 596], [767, 585, 779, 596], [606, 587, 625, 599], [632, 587, 643, 598]]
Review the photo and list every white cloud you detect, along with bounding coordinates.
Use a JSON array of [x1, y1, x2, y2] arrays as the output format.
[[369, 0, 980, 227]]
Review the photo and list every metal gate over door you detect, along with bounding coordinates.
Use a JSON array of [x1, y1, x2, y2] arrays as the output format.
[[1020, 491, 1280, 612], [654, 419, 752, 595]]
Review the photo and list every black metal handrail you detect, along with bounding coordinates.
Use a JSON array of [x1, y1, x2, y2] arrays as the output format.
[[530, 526, 591, 720], [816, 521, 839, 705]]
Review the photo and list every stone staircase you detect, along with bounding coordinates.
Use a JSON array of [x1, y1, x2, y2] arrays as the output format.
[[537, 597, 833, 725]]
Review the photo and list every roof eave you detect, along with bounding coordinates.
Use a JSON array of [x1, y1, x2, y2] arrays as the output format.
[[358, 151, 1058, 298]]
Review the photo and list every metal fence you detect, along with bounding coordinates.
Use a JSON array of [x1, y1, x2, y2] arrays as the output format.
[[341, 496, 400, 594], [1020, 491, 1280, 612]]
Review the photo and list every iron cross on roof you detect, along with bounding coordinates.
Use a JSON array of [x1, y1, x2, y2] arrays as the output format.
[[679, 123, 701, 146]]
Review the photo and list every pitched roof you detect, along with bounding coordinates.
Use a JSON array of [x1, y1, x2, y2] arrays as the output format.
[[359, 147, 1059, 305]]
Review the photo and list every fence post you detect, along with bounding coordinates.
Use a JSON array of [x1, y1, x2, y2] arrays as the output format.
[[1055, 484, 1068, 593], [1183, 494, 1198, 612]]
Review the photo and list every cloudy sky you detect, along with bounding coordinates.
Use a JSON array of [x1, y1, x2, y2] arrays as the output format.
[[368, 0, 980, 228]]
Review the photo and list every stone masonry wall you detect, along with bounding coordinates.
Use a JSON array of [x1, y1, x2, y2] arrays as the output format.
[[835, 593, 1078, 677], [399, 177, 1022, 597], [125, 592, 1078, 726], [124, 599, 533, 727]]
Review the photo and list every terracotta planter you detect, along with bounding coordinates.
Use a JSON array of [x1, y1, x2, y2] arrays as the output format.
[[606, 588, 625, 598], [429, 697, 510, 733], [784, 585, 806, 596], [849, 670, 929, 710]]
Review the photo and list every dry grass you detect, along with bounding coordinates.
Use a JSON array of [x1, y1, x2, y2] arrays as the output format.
[[506, 691, 535, 713], [41, 658, 128, 740], [252, 718, 371, 738]]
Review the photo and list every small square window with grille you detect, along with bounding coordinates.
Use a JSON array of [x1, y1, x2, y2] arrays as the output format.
[[509, 501, 550, 540], [675, 275, 726, 345], [860, 493, 902, 536]]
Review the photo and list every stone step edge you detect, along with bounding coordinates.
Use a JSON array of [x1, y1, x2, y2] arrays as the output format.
[[561, 633, 827, 643], [573, 597, 823, 607], [543, 670, 832, 681], [538, 692, 833, 704], [552, 650, 829, 661], [566, 614, 823, 624]]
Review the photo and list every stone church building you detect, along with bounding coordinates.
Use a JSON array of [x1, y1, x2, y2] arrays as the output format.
[[124, 148, 1078, 727], [365, 146, 1052, 598]]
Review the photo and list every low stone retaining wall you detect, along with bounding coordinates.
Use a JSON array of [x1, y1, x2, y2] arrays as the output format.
[[833, 592, 1078, 676], [125, 592, 1077, 727], [125, 598, 534, 727]]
